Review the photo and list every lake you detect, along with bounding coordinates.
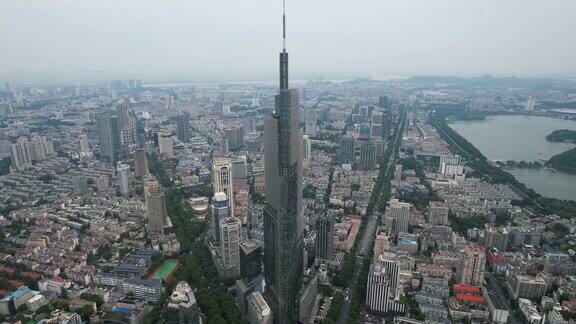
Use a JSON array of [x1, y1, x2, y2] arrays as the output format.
[[450, 115, 576, 201]]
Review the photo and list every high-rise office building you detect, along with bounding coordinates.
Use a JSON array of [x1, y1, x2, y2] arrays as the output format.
[[158, 130, 174, 158], [145, 177, 169, 234], [133, 149, 149, 178], [220, 217, 241, 276], [338, 136, 355, 164], [176, 113, 191, 142], [384, 199, 410, 236], [315, 213, 334, 262], [302, 135, 311, 162], [117, 100, 135, 149], [460, 244, 486, 286], [97, 114, 120, 163], [367, 253, 404, 314], [304, 110, 317, 137], [370, 109, 384, 139], [211, 192, 230, 243], [117, 163, 132, 196], [225, 126, 245, 150], [232, 156, 248, 180], [240, 240, 263, 282], [213, 157, 234, 216], [263, 7, 304, 322], [360, 139, 376, 171], [10, 137, 32, 171]]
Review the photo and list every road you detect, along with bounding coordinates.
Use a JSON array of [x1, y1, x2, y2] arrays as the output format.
[[337, 113, 405, 323]]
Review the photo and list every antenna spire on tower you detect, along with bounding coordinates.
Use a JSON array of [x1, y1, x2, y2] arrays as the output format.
[[282, 0, 286, 50]]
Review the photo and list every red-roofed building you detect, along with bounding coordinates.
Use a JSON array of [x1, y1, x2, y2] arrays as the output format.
[[456, 294, 484, 304], [0, 267, 16, 275], [562, 300, 576, 311], [487, 249, 504, 265], [454, 283, 481, 294]]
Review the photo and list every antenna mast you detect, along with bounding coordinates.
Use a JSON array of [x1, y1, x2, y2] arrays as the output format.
[[282, 0, 286, 51]]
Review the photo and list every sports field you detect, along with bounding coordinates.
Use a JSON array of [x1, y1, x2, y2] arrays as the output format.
[[151, 259, 178, 280]]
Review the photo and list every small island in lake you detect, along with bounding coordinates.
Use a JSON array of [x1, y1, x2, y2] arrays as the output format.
[[546, 129, 576, 143], [546, 147, 576, 174]]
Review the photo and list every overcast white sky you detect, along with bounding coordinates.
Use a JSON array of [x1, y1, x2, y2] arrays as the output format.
[[1, 0, 576, 82]]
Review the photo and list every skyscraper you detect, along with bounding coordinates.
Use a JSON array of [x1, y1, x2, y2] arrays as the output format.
[[117, 100, 135, 149], [133, 149, 149, 178], [117, 163, 132, 196], [263, 4, 304, 322], [302, 135, 311, 162], [220, 217, 241, 276], [97, 114, 120, 163], [360, 139, 376, 171], [240, 240, 263, 282], [145, 177, 169, 234], [384, 199, 410, 236], [176, 113, 191, 142], [210, 192, 230, 243], [315, 213, 334, 262], [338, 136, 355, 164], [213, 157, 234, 216], [158, 130, 174, 158]]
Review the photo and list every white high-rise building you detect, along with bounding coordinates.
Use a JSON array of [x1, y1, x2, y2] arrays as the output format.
[[366, 253, 404, 314], [158, 130, 174, 158], [220, 217, 241, 275], [213, 157, 234, 216], [116, 163, 131, 196]]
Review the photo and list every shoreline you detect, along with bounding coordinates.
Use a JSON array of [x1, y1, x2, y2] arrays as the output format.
[[431, 109, 576, 217]]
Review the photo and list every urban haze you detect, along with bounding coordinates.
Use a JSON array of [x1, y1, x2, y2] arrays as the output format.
[[0, 1, 576, 324]]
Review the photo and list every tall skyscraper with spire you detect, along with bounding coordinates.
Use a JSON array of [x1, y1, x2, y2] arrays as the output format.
[[263, 1, 304, 322]]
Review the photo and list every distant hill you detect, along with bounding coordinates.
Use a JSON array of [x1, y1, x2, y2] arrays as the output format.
[[546, 147, 576, 174], [406, 75, 576, 89]]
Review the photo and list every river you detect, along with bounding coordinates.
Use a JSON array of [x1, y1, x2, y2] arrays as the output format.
[[450, 114, 576, 201]]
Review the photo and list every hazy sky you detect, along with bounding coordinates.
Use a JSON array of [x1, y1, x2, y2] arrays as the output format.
[[1, 0, 576, 82]]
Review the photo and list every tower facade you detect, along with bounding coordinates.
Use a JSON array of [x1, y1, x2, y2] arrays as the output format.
[[315, 213, 334, 262], [117, 100, 135, 149], [97, 114, 120, 163], [145, 177, 169, 234], [158, 130, 174, 158], [213, 157, 234, 217], [263, 5, 304, 322], [220, 217, 241, 276], [460, 244, 486, 286], [133, 149, 149, 178], [210, 192, 230, 243]]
